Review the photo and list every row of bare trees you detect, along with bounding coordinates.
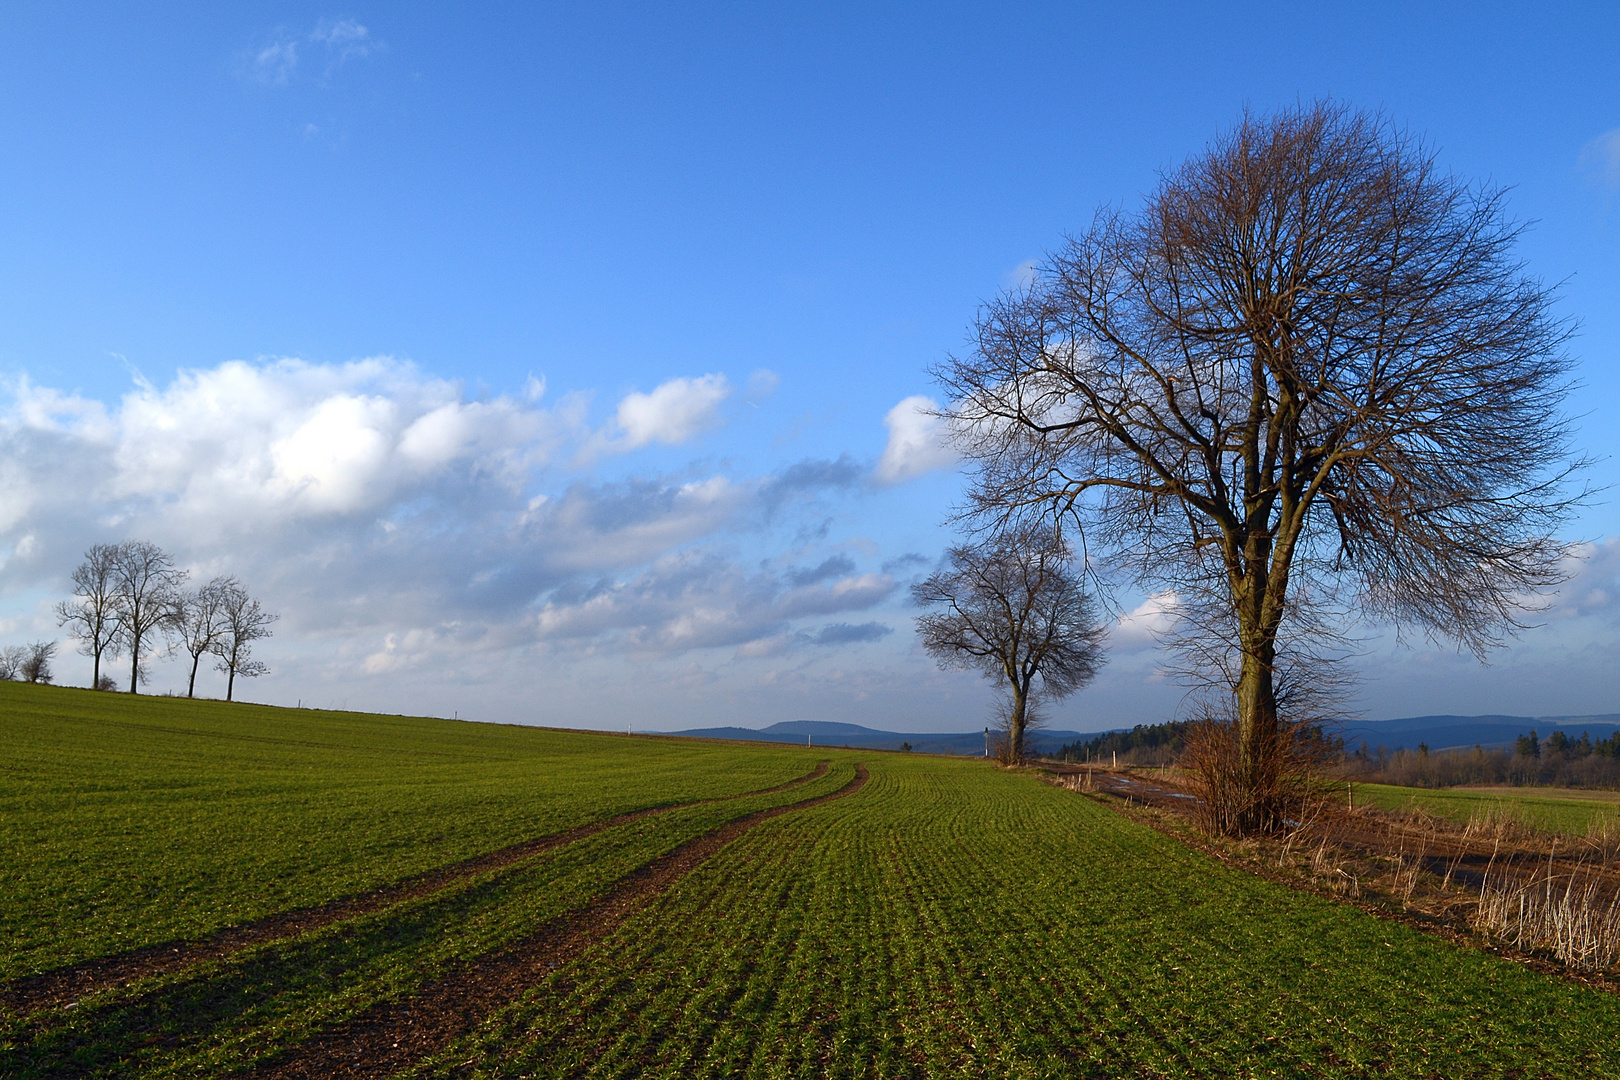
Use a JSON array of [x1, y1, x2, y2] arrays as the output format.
[[0, 641, 57, 684], [54, 541, 276, 699], [927, 102, 1583, 833]]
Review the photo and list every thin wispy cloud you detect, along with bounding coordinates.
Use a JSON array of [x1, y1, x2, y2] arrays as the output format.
[[1579, 128, 1620, 190], [243, 19, 380, 86]]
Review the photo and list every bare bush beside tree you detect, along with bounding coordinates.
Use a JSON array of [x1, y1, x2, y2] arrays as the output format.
[[940, 103, 1583, 831], [914, 526, 1105, 763]]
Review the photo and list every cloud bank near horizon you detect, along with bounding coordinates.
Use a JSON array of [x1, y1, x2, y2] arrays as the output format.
[[4, 357, 1619, 731]]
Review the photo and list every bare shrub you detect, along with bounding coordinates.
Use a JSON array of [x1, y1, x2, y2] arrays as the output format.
[[0, 645, 25, 681], [1182, 711, 1336, 836], [94, 673, 119, 692]]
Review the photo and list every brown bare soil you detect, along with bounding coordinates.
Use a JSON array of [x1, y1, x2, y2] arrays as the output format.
[[0, 762, 830, 1017], [1045, 763, 1620, 994], [243, 764, 869, 1080]]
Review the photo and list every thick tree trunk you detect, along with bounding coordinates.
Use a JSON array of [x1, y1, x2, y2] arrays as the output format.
[[91, 650, 99, 690], [188, 653, 201, 698], [1235, 638, 1279, 832], [227, 667, 235, 702], [1007, 689, 1027, 764], [129, 637, 140, 694]]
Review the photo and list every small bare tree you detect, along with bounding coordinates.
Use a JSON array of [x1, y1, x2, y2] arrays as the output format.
[[212, 581, 276, 701], [176, 576, 235, 698], [0, 645, 26, 681], [111, 541, 187, 694], [941, 103, 1583, 830], [20, 641, 56, 684], [56, 543, 124, 688], [913, 527, 1106, 762]]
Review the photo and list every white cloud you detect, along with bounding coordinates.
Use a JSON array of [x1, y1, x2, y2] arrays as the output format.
[[243, 20, 378, 87], [1580, 128, 1620, 190], [251, 40, 300, 85], [0, 359, 905, 717], [1114, 590, 1180, 647], [614, 374, 731, 449], [875, 395, 956, 483], [310, 18, 374, 62]]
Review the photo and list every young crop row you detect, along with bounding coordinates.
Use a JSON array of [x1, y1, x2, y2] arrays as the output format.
[[414, 757, 1620, 1079], [1, 683, 821, 980], [0, 762, 860, 1079]]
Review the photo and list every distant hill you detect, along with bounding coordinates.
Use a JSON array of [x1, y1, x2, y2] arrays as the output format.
[[1340, 714, 1620, 753], [661, 714, 1620, 757], [657, 720, 1106, 756]]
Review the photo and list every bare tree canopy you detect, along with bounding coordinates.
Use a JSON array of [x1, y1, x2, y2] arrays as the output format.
[[21, 641, 56, 684], [110, 540, 187, 694], [212, 581, 276, 702], [55, 543, 124, 689], [913, 527, 1106, 762], [940, 104, 1583, 830], [177, 576, 236, 698]]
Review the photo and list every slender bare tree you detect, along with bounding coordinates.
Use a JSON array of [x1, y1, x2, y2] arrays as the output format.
[[0, 645, 26, 681], [913, 527, 1106, 762], [56, 543, 124, 688], [940, 103, 1584, 831], [212, 581, 276, 701], [176, 576, 235, 698], [110, 541, 187, 694]]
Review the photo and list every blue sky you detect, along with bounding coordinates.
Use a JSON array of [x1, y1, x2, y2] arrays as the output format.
[[1, 3, 1618, 731]]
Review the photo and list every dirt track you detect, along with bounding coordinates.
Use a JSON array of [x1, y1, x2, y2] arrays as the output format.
[[244, 764, 869, 1080], [0, 762, 831, 1017]]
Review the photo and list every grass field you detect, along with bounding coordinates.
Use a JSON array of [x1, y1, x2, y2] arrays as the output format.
[[1353, 780, 1620, 836], [6, 686, 1620, 1077], [0, 683, 821, 982]]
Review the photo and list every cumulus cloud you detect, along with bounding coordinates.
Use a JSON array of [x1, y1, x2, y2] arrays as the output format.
[[616, 374, 730, 447], [0, 358, 912, 714], [1114, 591, 1180, 648], [581, 374, 732, 458], [875, 395, 956, 483]]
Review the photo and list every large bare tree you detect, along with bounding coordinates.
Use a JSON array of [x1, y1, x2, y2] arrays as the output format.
[[913, 527, 1106, 762], [212, 581, 276, 701], [111, 541, 187, 694], [55, 543, 124, 688], [176, 576, 235, 698], [941, 104, 1582, 830]]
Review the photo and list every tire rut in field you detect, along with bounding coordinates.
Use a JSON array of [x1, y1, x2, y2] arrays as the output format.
[[0, 762, 830, 1017], [242, 764, 870, 1080]]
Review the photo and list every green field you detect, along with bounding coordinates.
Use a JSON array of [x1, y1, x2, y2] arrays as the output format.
[[1354, 781, 1620, 837], [5, 685, 1620, 1078]]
